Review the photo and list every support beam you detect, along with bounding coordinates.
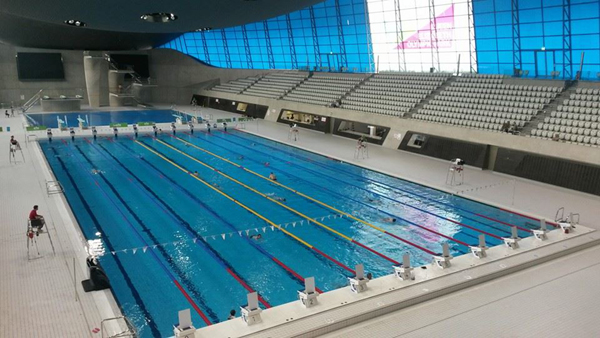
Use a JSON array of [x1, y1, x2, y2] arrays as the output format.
[[309, 7, 321, 70], [511, 0, 522, 73], [286, 14, 299, 69], [428, 0, 440, 72], [200, 33, 211, 64], [362, 0, 375, 72], [335, 0, 348, 71], [241, 25, 253, 69], [220, 30, 232, 68], [467, 0, 477, 73], [394, 0, 407, 72], [563, 0, 573, 79], [263, 21, 276, 69]]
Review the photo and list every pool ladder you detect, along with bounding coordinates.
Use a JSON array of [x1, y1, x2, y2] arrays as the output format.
[[101, 316, 138, 338]]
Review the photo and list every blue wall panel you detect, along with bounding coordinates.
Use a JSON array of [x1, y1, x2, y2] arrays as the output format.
[[473, 0, 600, 79], [161, 0, 373, 72], [160, 0, 600, 80]]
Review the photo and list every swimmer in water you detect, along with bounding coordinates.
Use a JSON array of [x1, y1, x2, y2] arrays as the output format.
[[91, 169, 100, 175], [249, 234, 262, 240], [193, 171, 199, 177], [382, 217, 396, 223], [238, 155, 244, 160], [367, 197, 381, 205], [269, 172, 277, 181], [264, 162, 270, 167], [266, 193, 286, 202]]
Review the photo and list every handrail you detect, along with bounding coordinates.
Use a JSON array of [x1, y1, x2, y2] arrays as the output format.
[[22, 89, 43, 112], [100, 316, 138, 338]]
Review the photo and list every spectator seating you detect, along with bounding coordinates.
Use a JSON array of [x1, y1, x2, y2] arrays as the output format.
[[530, 86, 600, 146], [282, 74, 364, 106], [340, 72, 450, 117], [413, 73, 563, 132], [211, 77, 259, 94], [243, 71, 308, 99]]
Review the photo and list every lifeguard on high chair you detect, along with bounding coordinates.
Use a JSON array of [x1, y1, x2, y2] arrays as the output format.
[[26, 205, 55, 260]]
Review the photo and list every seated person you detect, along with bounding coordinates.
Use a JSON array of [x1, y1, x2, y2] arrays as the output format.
[[29, 205, 45, 229], [269, 172, 277, 181], [9, 136, 20, 151]]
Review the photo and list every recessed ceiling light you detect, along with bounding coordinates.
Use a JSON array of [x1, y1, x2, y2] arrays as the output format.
[[64, 19, 87, 27], [140, 12, 178, 23]]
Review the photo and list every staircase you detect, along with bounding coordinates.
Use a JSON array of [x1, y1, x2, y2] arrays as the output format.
[[21, 90, 43, 113], [521, 80, 577, 135], [339, 74, 375, 103], [406, 76, 454, 118]]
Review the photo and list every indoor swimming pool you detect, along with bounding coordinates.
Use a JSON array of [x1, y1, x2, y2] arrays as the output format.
[[40, 130, 550, 337], [27, 109, 190, 128]]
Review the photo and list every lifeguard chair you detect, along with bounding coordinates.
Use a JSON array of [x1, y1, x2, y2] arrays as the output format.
[[26, 217, 55, 260]]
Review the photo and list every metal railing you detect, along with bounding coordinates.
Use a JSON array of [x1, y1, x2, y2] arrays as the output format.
[[101, 316, 138, 338], [22, 89, 43, 112]]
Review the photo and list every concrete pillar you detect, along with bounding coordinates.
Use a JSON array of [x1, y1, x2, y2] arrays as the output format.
[[83, 56, 109, 107], [108, 71, 127, 94]]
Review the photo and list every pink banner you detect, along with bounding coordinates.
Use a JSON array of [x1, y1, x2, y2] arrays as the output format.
[[397, 4, 454, 50]]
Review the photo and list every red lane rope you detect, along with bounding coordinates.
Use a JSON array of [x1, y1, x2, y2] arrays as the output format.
[[312, 247, 355, 274], [474, 213, 532, 232], [498, 207, 559, 227], [174, 280, 212, 325], [382, 231, 438, 255], [352, 241, 401, 265], [225, 268, 271, 308]]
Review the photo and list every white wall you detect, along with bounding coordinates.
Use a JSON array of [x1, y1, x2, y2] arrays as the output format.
[[147, 48, 274, 105]]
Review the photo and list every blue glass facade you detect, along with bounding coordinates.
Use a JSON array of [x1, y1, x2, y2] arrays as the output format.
[[473, 0, 600, 79], [162, 0, 374, 72], [161, 0, 600, 80]]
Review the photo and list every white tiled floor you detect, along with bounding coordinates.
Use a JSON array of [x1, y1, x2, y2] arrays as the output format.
[[0, 114, 111, 337], [320, 245, 600, 338]]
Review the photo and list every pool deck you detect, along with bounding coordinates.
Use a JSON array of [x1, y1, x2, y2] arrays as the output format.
[[0, 113, 115, 337], [2, 104, 600, 337]]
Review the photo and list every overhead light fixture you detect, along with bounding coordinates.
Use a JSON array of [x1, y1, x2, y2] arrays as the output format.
[[64, 19, 87, 27], [141, 12, 178, 23]]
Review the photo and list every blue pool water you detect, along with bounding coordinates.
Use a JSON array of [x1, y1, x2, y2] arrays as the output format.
[[27, 110, 189, 128], [39, 130, 547, 337]]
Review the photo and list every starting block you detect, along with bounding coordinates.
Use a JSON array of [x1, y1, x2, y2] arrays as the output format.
[[173, 309, 196, 338], [240, 292, 262, 326], [503, 226, 520, 249], [394, 254, 415, 280], [433, 243, 453, 269], [298, 277, 319, 308], [558, 221, 574, 234], [559, 212, 578, 234], [470, 234, 488, 258], [348, 264, 369, 293], [532, 219, 548, 240]]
